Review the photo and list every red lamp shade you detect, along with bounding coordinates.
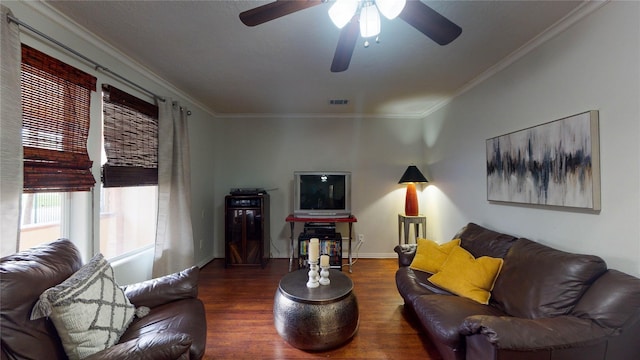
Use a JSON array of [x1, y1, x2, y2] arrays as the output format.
[[398, 166, 428, 216]]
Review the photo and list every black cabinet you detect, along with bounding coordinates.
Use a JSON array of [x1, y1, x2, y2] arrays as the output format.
[[225, 194, 269, 267]]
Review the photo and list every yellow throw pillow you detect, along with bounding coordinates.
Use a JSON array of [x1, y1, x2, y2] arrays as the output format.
[[428, 246, 504, 304], [410, 238, 461, 274]]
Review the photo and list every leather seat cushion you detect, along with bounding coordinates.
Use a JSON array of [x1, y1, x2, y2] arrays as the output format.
[[492, 238, 607, 319], [396, 267, 453, 305], [119, 298, 207, 360], [411, 294, 506, 349], [453, 223, 518, 259]]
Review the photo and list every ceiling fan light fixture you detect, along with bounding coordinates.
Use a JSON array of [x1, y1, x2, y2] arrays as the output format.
[[375, 0, 406, 20], [328, 0, 359, 29], [240, 0, 462, 74], [359, 2, 380, 38]]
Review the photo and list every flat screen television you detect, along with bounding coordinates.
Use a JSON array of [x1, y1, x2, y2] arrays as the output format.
[[293, 171, 351, 218]]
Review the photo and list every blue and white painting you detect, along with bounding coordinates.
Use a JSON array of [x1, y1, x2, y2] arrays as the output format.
[[486, 111, 600, 210]]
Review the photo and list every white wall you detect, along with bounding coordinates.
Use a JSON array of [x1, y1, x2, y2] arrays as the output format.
[[422, 1, 640, 276], [189, 110, 220, 268], [188, 1, 640, 278], [213, 115, 426, 260]]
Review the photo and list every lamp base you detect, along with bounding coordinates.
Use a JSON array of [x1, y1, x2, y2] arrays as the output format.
[[405, 183, 419, 216]]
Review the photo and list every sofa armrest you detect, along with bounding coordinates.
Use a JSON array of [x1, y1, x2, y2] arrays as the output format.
[[123, 266, 199, 308], [84, 331, 192, 360], [460, 315, 608, 350], [393, 244, 417, 267]]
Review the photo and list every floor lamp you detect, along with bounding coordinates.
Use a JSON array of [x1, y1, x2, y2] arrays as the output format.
[[398, 165, 428, 216]]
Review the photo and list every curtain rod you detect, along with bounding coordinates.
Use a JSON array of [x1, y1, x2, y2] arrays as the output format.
[[7, 13, 166, 102]]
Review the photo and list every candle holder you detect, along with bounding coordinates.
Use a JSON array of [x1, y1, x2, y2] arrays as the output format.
[[319, 265, 330, 286], [306, 259, 320, 288]]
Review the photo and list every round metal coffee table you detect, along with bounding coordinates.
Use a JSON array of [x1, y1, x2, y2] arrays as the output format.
[[273, 269, 359, 351]]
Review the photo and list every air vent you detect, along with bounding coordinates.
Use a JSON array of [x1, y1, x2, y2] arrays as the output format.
[[329, 99, 349, 105]]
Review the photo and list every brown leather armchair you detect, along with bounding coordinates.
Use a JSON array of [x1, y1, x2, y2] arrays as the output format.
[[1, 239, 207, 360]]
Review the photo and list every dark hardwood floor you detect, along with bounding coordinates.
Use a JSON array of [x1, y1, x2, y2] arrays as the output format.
[[198, 258, 442, 359]]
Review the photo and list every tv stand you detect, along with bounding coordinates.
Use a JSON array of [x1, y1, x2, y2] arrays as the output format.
[[304, 213, 351, 218], [285, 214, 357, 273]]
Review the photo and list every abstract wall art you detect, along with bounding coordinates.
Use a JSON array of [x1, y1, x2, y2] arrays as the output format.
[[486, 110, 600, 210]]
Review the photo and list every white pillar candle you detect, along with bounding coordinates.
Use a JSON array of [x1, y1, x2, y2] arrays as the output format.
[[320, 254, 330, 267], [309, 238, 319, 261]]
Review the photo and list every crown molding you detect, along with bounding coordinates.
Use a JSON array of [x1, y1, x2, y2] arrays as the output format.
[[21, 0, 218, 117], [217, 111, 425, 120], [19, 0, 608, 121], [418, 0, 609, 119]]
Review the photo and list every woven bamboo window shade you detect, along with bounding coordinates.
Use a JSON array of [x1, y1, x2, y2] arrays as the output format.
[[21, 44, 97, 193], [101, 84, 158, 187]]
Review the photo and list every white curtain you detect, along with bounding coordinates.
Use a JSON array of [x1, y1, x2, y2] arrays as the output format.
[[153, 99, 195, 277], [0, 5, 22, 256]]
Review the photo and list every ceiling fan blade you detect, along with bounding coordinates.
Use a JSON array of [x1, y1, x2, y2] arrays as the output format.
[[331, 17, 359, 73], [399, 1, 462, 45], [239, 0, 323, 26]]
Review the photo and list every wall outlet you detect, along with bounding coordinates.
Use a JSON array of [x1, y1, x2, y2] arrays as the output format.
[[358, 234, 365, 243]]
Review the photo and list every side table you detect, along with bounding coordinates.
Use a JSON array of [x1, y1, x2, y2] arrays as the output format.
[[398, 213, 426, 245], [273, 269, 359, 351]]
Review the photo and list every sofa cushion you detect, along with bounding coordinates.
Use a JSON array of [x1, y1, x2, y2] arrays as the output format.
[[396, 267, 440, 305], [123, 266, 200, 308], [572, 269, 640, 330], [84, 331, 193, 360], [0, 239, 82, 360], [119, 298, 207, 360], [492, 238, 607, 319], [410, 238, 461, 274], [428, 246, 503, 304], [411, 294, 507, 350], [31, 253, 136, 360], [453, 223, 517, 259]]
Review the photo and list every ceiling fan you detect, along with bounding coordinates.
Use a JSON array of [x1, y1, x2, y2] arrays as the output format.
[[239, 0, 462, 72]]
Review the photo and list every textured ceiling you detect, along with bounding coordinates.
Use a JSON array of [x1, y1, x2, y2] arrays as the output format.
[[44, 0, 588, 117]]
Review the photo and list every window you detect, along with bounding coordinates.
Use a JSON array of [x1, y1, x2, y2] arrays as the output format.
[[99, 186, 156, 258], [100, 85, 158, 259], [21, 44, 96, 192], [19, 44, 96, 250], [19, 192, 65, 251]]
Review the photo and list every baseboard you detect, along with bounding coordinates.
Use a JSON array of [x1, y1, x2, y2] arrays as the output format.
[[264, 253, 398, 259], [197, 256, 216, 268], [347, 252, 397, 259], [211, 252, 398, 260]]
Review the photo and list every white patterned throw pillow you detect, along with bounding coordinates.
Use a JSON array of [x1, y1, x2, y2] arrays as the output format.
[[31, 253, 136, 360]]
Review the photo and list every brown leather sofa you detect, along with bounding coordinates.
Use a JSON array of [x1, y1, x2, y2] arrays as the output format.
[[395, 223, 640, 360], [1, 239, 207, 360]]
